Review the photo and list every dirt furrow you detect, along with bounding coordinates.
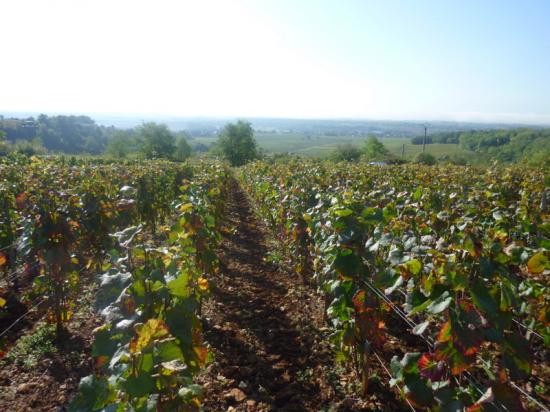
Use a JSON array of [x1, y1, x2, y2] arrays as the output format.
[[198, 179, 405, 411]]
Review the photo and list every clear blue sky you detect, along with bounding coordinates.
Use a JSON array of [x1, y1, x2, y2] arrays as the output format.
[[1, 0, 549, 123]]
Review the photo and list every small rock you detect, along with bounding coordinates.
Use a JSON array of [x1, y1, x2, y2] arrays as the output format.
[[224, 388, 247, 402], [267, 354, 281, 362], [281, 370, 291, 382], [238, 381, 248, 389], [258, 385, 268, 394], [40, 359, 53, 368], [16, 382, 36, 394]]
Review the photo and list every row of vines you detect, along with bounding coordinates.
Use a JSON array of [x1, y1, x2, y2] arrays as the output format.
[[240, 161, 549, 411], [0, 155, 229, 410]]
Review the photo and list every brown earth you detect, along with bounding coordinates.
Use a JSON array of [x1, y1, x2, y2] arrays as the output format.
[[0, 283, 100, 412], [197, 180, 407, 411]]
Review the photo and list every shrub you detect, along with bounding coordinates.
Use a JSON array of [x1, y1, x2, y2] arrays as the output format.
[[331, 144, 361, 162], [415, 152, 437, 165]]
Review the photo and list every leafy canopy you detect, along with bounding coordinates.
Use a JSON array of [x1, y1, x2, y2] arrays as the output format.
[[107, 130, 134, 158], [331, 144, 362, 162], [415, 152, 437, 165], [174, 132, 192, 162], [217, 120, 258, 166], [363, 136, 389, 160], [137, 122, 177, 160]]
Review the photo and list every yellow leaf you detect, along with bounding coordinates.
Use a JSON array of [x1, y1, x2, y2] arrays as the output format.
[[194, 346, 209, 367], [0, 297, 6, 308], [197, 277, 209, 291], [180, 203, 193, 213], [528, 252, 548, 274], [61, 310, 73, 321], [162, 253, 173, 268], [0, 253, 6, 267], [130, 319, 169, 353]]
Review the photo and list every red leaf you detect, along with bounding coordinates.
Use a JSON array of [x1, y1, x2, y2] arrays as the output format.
[[15, 192, 27, 210], [418, 353, 446, 381]]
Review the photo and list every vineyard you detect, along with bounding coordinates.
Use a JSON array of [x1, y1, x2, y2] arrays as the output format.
[[0, 156, 548, 411], [240, 161, 550, 411], [0, 156, 228, 410]]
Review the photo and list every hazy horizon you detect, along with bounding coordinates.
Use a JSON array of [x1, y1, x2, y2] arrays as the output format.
[[4, 110, 549, 129], [2, 1, 550, 124]]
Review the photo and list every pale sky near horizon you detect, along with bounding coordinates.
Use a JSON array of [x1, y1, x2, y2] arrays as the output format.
[[1, 0, 550, 124]]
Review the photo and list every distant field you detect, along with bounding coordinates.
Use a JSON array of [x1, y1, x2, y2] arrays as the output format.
[[383, 138, 468, 159], [191, 133, 471, 160]]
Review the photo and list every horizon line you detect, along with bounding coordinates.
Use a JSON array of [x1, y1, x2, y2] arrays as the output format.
[[1, 110, 550, 127]]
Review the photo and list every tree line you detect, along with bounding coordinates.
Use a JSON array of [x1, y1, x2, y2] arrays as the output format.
[[0, 115, 192, 160], [0, 115, 259, 165], [0, 114, 110, 154], [2, 114, 548, 167], [410, 128, 550, 165]]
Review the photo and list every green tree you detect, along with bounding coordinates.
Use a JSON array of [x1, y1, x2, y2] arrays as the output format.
[[14, 138, 46, 156], [525, 149, 550, 168], [174, 135, 192, 161], [0, 130, 10, 156], [137, 122, 176, 159], [217, 120, 258, 166], [363, 136, 389, 160], [84, 136, 104, 155], [415, 152, 437, 165], [36, 114, 105, 153], [107, 130, 134, 158], [331, 144, 361, 162]]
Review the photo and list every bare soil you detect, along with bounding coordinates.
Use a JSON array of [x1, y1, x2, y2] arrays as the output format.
[[0, 284, 100, 412]]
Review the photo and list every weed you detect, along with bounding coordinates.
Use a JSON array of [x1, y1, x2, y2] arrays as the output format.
[[5, 323, 57, 368]]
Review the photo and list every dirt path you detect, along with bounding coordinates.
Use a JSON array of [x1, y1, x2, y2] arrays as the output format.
[[198, 180, 404, 411]]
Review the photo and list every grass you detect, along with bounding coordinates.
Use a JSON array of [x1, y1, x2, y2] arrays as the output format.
[[192, 133, 471, 160], [383, 138, 469, 160], [4, 323, 57, 368]]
